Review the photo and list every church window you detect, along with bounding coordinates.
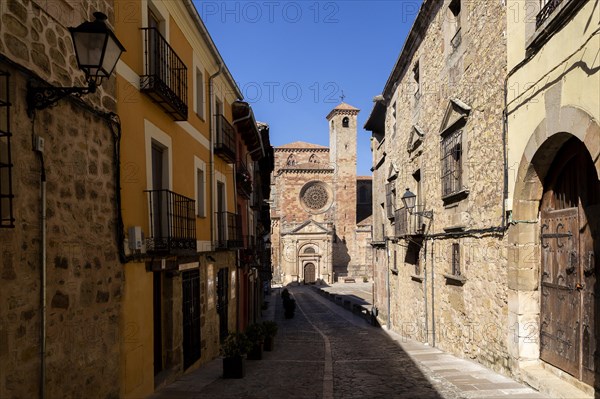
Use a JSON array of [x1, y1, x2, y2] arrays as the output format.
[[286, 154, 297, 166], [342, 117, 349, 128], [300, 181, 331, 213], [304, 247, 316, 254], [309, 154, 319, 163]]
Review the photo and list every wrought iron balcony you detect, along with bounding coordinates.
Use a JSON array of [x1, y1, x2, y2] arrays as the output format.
[[394, 207, 425, 238], [536, 0, 564, 28], [145, 189, 196, 254], [236, 160, 252, 198], [214, 114, 236, 163], [140, 27, 188, 121], [215, 211, 243, 249]]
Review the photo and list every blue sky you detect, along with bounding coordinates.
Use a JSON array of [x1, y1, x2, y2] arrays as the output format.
[[195, 1, 421, 175]]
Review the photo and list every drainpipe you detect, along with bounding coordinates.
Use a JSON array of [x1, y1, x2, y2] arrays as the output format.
[[430, 238, 435, 347], [209, 64, 222, 249], [386, 238, 391, 330], [35, 140, 46, 399], [423, 239, 428, 345]]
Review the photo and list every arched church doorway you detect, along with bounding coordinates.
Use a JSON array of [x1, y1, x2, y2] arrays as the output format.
[[304, 263, 316, 284], [539, 137, 599, 385]]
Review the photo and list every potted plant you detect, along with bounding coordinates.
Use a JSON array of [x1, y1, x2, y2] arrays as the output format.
[[262, 320, 278, 351], [245, 323, 266, 360], [220, 332, 251, 379]]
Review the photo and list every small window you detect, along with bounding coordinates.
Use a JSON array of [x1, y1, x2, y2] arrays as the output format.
[[342, 117, 349, 128], [196, 68, 205, 119], [196, 168, 205, 217], [451, 243, 461, 276], [304, 247, 316, 254], [309, 154, 319, 164], [392, 102, 397, 136], [286, 154, 296, 166], [441, 130, 462, 197], [449, 0, 462, 49], [385, 181, 396, 219], [413, 62, 420, 99]]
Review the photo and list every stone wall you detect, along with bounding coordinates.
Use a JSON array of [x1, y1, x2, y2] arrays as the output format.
[[372, 0, 510, 375], [0, 1, 121, 397], [0, 65, 121, 398]]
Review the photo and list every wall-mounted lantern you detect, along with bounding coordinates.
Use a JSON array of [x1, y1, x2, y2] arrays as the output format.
[[401, 188, 433, 219], [27, 12, 125, 116]]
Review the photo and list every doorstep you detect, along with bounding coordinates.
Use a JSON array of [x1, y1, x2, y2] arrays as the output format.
[[521, 361, 593, 399]]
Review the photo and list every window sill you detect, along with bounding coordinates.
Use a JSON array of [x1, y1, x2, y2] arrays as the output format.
[[411, 274, 424, 282], [443, 273, 466, 285], [442, 189, 469, 205]]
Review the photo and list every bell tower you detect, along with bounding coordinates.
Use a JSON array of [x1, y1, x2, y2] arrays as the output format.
[[326, 102, 360, 278]]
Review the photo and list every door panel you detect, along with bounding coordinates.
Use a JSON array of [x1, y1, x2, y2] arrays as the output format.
[[540, 138, 600, 386], [182, 270, 201, 369], [304, 263, 316, 284], [540, 208, 580, 377]]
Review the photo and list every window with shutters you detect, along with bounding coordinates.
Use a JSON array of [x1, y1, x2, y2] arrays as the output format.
[[385, 181, 396, 219]]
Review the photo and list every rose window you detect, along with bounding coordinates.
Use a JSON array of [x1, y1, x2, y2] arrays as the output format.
[[301, 182, 330, 211]]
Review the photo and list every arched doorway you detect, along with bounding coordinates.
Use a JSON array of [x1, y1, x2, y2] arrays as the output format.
[[304, 263, 316, 284], [539, 137, 599, 385]]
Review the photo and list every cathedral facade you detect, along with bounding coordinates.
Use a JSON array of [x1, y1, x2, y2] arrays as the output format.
[[270, 104, 373, 285]]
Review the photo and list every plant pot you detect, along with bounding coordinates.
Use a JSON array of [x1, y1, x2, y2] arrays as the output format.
[[264, 336, 275, 352], [223, 356, 245, 379], [247, 342, 263, 360]]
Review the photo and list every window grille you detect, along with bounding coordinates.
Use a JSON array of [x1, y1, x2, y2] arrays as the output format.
[[441, 130, 462, 197], [0, 70, 14, 228], [451, 243, 461, 276]]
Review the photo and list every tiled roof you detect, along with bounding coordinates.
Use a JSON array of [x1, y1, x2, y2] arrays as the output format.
[[326, 102, 360, 119]]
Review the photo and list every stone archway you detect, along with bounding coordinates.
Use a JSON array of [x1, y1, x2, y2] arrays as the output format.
[[508, 106, 600, 388]]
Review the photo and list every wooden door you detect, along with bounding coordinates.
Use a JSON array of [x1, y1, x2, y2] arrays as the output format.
[[304, 263, 316, 284], [540, 138, 599, 386]]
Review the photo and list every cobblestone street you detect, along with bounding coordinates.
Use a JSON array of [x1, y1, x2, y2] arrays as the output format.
[[151, 285, 547, 399]]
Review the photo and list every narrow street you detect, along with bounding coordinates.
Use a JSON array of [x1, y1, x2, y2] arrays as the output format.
[[151, 286, 546, 399]]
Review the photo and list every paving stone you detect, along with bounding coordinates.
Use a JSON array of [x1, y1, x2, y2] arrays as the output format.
[[151, 285, 548, 399]]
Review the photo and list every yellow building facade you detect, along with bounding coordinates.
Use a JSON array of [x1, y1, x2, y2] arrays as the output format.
[[506, 0, 599, 396], [114, 1, 244, 396]]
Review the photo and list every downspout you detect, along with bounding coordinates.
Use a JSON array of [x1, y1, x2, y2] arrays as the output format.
[[386, 238, 391, 330], [430, 238, 435, 347], [32, 114, 47, 399], [423, 239, 428, 345], [40, 158, 46, 399], [209, 64, 222, 250]]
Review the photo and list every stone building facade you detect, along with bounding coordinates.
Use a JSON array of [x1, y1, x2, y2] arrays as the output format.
[[365, 0, 510, 376], [0, 0, 122, 398], [270, 103, 373, 285], [366, 0, 600, 396]]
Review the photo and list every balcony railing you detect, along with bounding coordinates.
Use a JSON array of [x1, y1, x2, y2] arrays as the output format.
[[215, 211, 243, 249], [394, 207, 425, 238], [536, 0, 563, 28], [145, 190, 196, 254], [236, 160, 252, 198], [140, 27, 188, 121], [214, 114, 236, 163]]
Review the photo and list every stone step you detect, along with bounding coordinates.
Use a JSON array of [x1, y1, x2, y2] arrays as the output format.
[[521, 363, 593, 399]]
